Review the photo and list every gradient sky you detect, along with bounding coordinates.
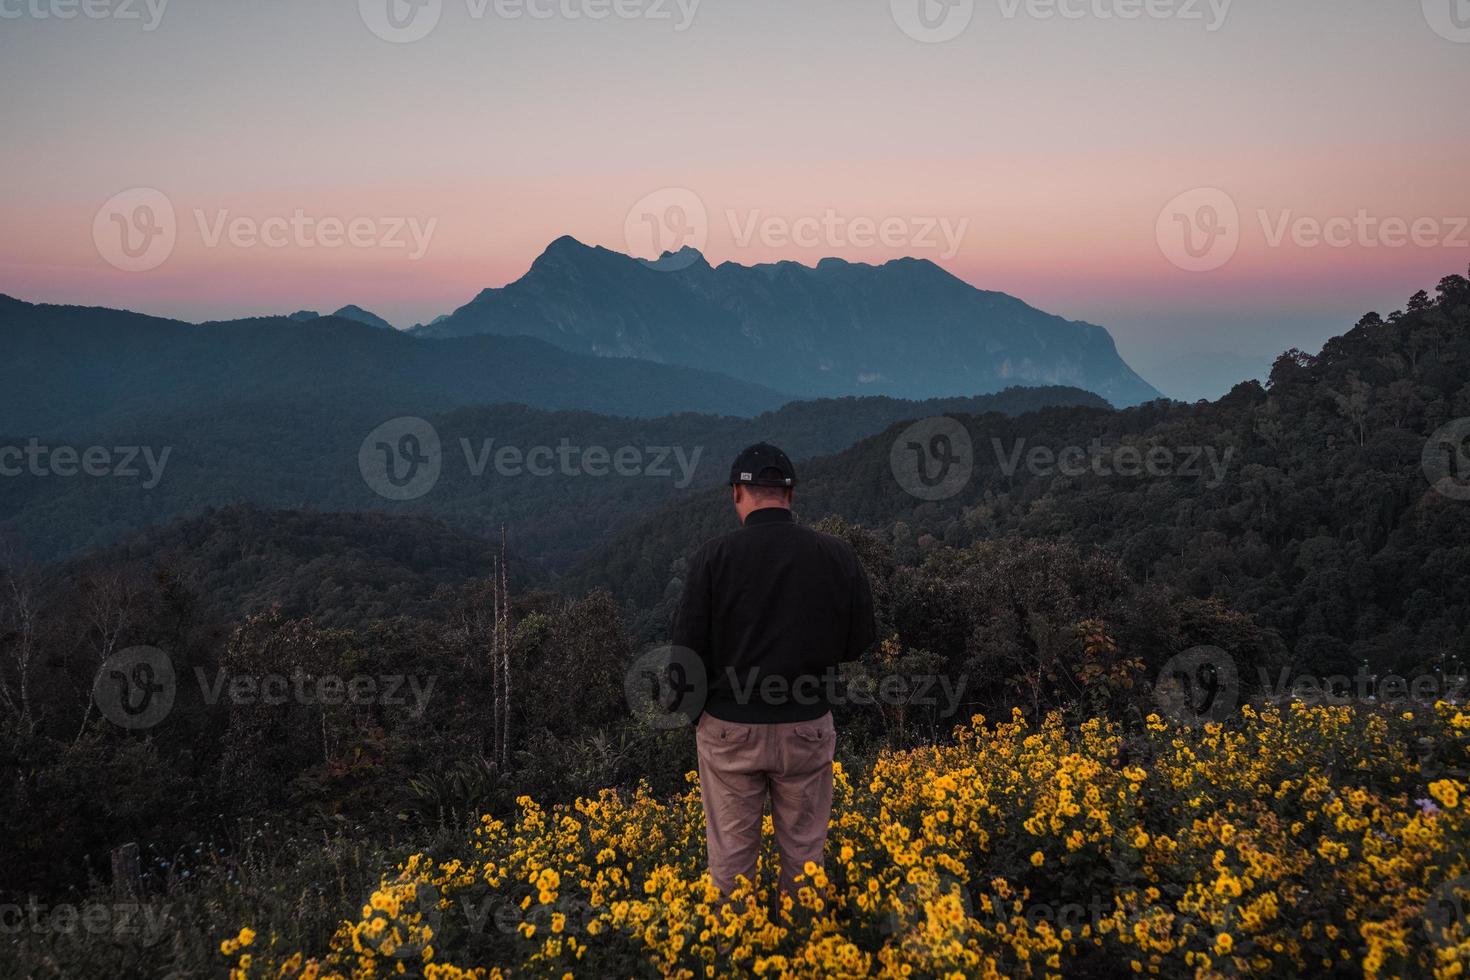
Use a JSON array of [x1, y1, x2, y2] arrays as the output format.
[[2, 0, 1467, 398]]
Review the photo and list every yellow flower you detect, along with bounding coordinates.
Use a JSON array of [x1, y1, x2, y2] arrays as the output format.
[[1428, 779, 1461, 809]]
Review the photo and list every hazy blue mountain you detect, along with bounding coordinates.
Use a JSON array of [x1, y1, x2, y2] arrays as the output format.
[[332, 304, 396, 330], [0, 294, 789, 434], [287, 310, 320, 321], [412, 236, 1163, 407]]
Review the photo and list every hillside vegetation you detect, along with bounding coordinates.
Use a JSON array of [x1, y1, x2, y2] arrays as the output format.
[[3, 270, 1468, 978], [0, 383, 1102, 565], [576, 270, 1470, 682], [218, 704, 1469, 979]]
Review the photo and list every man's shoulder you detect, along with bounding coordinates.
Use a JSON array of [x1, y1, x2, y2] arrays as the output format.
[[691, 518, 857, 561], [806, 526, 863, 565], [689, 527, 742, 564]]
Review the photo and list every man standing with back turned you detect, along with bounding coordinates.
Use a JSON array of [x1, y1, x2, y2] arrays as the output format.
[[671, 443, 877, 896]]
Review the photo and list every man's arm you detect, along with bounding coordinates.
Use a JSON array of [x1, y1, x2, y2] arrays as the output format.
[[843, 554, 877, 663]]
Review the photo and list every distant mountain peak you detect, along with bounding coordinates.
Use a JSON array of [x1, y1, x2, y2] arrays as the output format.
[[332, 305, 395, 330], [412, 238, 1163, 406], [545, 233, 591, 253], [287, 310, 320, 322], [641, 246, 709, 273]]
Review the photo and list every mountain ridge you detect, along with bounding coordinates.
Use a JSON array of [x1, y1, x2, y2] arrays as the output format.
[[412, 236, 1161, 407], [0, 295, 790, 434]]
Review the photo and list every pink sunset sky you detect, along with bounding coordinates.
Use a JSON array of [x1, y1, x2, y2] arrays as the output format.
[[1, 0, 1467, 397]]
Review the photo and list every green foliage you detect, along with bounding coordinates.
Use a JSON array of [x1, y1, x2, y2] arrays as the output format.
[[4, 270, 1470, 976], [578, 270, 1470, 680]]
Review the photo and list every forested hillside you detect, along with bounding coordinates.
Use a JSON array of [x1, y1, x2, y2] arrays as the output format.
[[0, 385, 1104, 565], [5, 271, 1467, 979], [575, 271, 1470, 680], [74, 508, 519, 627]]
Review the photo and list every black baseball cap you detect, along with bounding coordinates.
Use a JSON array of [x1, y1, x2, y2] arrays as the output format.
[[729, 443, 797, 487]]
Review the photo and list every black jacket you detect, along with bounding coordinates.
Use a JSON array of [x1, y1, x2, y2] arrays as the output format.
[[670, 508, 878, 723]]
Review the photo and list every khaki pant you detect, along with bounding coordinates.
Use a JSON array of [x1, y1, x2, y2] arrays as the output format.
[[695, 711, 836, 896]]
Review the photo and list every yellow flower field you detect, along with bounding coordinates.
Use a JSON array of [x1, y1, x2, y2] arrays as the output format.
[[224, 703, 1470, 979]]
